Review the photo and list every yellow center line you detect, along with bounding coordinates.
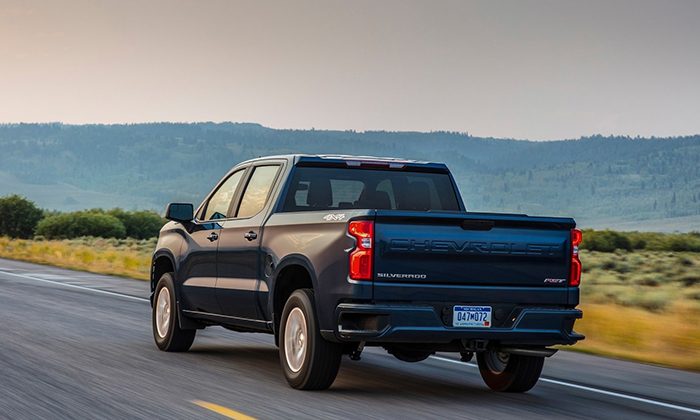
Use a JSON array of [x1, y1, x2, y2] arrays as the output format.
[[191, 400, 257, 420]]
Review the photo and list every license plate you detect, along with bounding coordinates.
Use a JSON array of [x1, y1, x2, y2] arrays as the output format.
[[453, 305, 492, 328]]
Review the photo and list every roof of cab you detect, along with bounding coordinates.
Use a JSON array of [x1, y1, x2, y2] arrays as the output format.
[[238, 154, 449, 171]]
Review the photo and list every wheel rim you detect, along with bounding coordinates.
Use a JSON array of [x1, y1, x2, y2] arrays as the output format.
[[155, 287, 171, 339], [284, 307, 307, 373], [484, 350, 510, 373]]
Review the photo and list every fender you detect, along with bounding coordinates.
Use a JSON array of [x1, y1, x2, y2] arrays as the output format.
[[266, 253, 319, 334], [150, 249, 177, 300], [151, 231, 203, 330]]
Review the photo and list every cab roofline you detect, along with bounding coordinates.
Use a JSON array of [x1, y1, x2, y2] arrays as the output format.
[[293, 154, 449, 171], [235, 154, 449, 172]]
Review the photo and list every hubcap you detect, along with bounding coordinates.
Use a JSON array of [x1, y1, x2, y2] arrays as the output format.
[[155, 287, 171, 339], [484, 350, 510, 373], [284, 307, 307, 373]]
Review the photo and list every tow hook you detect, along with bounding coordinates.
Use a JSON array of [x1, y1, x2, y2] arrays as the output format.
[[461, 339, 488, 352], [350, 341, 365, 361]]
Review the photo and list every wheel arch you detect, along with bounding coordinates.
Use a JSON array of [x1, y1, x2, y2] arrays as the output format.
[[268, 254, 318, 338], [152, 249, 204, 330], [151, 250, 177, 304]]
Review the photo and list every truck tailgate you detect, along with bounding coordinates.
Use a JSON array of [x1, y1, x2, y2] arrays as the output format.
[[373, 211, 575, 299]]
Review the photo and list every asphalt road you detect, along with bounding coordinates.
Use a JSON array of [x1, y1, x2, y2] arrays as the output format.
[[0, 258, 698, 420]]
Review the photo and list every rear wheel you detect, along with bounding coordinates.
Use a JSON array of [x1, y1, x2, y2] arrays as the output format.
[[476, 349, 544, 392], [279, 289, 342, 390], [152, 273, 196, 352]]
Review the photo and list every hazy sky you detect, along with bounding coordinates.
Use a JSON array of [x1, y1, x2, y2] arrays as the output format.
[[1, 0, 698, 140]]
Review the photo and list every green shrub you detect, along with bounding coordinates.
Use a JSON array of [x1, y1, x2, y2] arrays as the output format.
[[601, 259, 618, 270], [679, 256, 694, 266], [636, 275, 660, 287], [668, 237, 692, 252], [582, 229, 700, 253], [620, 290, 669, 312], [679, 274, 700, 287], [0, 195, 45, 239], [581, 230, 632, 252], [107, 209, 164, 239], [35, 212, 126, 239]]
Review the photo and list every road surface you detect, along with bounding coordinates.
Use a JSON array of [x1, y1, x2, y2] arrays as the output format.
[[0, 258, 698, 419]]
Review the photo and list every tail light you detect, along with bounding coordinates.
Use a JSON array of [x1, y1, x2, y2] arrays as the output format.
[[569, 228, 582, 286], [348, 220, 374, 280]]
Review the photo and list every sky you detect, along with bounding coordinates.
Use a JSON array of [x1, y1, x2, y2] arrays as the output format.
[[1, 0, 698, 140]]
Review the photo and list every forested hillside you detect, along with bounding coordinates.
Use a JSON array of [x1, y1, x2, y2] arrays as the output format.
[[1, 123, 699, 231]]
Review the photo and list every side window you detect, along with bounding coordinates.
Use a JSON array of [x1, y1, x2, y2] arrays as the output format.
[[203, 170, 245, 220], [236, 165, 281, 218]]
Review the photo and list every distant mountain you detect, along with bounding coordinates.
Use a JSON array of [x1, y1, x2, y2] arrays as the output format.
[[1, 123, 699, 231]]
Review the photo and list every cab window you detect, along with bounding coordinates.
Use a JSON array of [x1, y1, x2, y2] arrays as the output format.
[[236, 165, 281, 218], [282, 167, 460, 212], [202, 170, 245, 220]]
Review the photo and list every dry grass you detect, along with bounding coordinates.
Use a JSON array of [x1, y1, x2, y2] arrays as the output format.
[[580, 250, 700, 312], [1, 237, 699, 370], [0, 236, 153, 280], [571, 250, 700, 371], [572, 302, 700, 371]]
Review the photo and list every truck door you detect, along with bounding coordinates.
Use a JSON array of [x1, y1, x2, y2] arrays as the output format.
[[216, 164, 282, 320], [180, 169, 246, 314]]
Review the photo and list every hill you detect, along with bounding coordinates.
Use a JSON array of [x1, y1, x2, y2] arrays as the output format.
[[1, 123, 699, 231]]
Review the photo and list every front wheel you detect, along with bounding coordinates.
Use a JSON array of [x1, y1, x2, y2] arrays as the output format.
[[152, 273, 196, 352], [279, 289, 342, 390], [476, 350, 544, 392]]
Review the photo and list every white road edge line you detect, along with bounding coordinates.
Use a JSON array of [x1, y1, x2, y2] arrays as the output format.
[[3, 268, 698, 416], [430, 355, 700, 416], [0, 270, 149, 303]]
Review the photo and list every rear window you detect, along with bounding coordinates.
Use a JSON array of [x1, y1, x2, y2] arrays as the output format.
[[282, 167, 461, 212]]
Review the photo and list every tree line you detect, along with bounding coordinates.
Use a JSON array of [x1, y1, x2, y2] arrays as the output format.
[[2, 193, 700, 253], [581, 229, 700, 252], [0, 195, 164, 240]]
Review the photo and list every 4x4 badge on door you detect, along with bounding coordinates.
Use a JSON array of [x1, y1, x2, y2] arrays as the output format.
[[323, 213, 346, 221]]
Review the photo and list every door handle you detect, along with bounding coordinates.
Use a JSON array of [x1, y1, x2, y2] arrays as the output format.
[[244, 231, 258, 241], [207, 232, 219, 242]]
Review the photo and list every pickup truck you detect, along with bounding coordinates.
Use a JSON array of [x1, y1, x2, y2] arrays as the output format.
[[151, 154, 583, 392]]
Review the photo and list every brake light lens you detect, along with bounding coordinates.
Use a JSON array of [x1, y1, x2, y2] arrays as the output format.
[[570, 228, 582, 286], [348, 220, 374, 280]]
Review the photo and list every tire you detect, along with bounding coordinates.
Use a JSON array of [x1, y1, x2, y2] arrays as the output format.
[[152, 273, 196, 352], [279, 289, 342, 390], [476, 350, 544, 392]]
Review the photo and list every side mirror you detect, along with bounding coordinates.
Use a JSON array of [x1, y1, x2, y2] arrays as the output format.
[[165, 203, 194, 222]]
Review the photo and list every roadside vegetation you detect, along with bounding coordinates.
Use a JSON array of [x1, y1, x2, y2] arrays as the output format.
[[1, 194, 699, 370], [0, 194, 164, 240], [581, 229, 700, 252], [575, 251, 700, 370], [0, 236, 154, 280]]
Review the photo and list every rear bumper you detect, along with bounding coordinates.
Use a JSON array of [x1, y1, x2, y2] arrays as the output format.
[[329, 303, 584, 346]]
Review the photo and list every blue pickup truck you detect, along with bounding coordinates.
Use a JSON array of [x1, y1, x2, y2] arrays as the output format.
[[151, 154, 584, 391]]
